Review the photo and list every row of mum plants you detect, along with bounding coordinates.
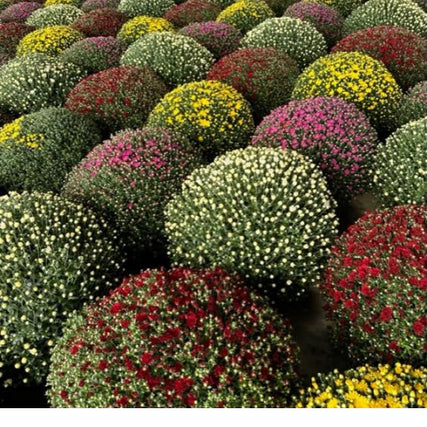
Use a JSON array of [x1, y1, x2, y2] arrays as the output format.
[[0, 0, 425, 409]]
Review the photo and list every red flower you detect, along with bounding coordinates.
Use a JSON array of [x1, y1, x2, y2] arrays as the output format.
[[413, 321, 425, 336], [379, 307, 393, 322], [98, 360, 109, 370], [110, 302, 124, 314], [70, 345, 80, 355], [173, 377, 194, 394], [185, 312, 198, 329], [60, 390, 68, 400], [140, 352, 152, 364]]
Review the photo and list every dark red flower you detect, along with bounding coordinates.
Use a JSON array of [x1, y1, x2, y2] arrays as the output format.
[[173, 377, 194, 395], [98, 360, 109, 370], [413, 321, 425, 336], [379, 307, 393, 322]]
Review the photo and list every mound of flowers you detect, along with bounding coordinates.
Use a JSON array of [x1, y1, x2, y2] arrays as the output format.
[[179, 21, 242, 59], [396, 81, 427, 128], [241, 17, 327, 68], [26, 4, 83, 28], [293, 364, 427, 408], [120, 32, 215, 88], [60, 36, 126, 74], [372, 117, 427, 207], [44, 0, 82, 6], [62, 127, 202, 257], [284, 1, 343, 47], [71, 8, 128, 37], [0, 190, 125, 387], [81, 0, 119, 12], [165, 1, 221, 28], [343, 0, 427, 38], [302, 0, 363, 17], [165, 147, 338, 297], [321, 204, 427, 365], [117, 0, 175, 18], [251, 97, 379, 200], [216, 0, 275, 34], [0, 54, 85, 114], [207, 47, 300, 121], [65, 65, 168, 133], [331, 25, 427, 90], [16, 25, 84, 57], [0, 22, 35, 57], [0, 1, 41, 23], [47, 267, 300, 407], [147, 80, 254, 159], [291, 52, 402, 130], [117, 15, 175, 45], [0, 107, 102, 192]]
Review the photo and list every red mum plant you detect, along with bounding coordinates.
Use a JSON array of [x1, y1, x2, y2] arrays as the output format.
[[207, 47, 300, 121], [72, 8, 128, 37], [47, 267, 300, 407], [331, 25, 427, 90], [65, 65, 168, 133], [179, 21, 242, 59], [321, 204, 427, 365], [0, 22, 34, 57], [164, 0, 221, 28]]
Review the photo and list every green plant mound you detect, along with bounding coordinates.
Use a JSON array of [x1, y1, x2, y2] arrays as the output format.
[[0, 191, 125, 387], [47, 267, 300, 407], [165, 147, 338, 298], [117, 0, 175, 18], [241, 16, 327, 68], [0, 107, 102, 192], [396, 81, 427, 128], [343, 0, 427, 38], [291, 51, 402, 130], [120, 32, 215, 88], [372, 117, 427, 207], [62, 127, 202, 258], [0, 54, 85, 115], [26, 4, 83, 28], [216, 0, 275, 34], [147, 80, 254, 160]]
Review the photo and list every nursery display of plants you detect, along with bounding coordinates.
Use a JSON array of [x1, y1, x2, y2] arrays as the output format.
[[0, 0, 426, 409]]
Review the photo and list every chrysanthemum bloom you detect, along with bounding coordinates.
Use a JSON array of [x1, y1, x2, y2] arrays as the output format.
[[47, 268, 300, 407]]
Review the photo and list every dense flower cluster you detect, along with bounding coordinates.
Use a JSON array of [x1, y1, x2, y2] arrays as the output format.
[[165, 147, 338, 297], [291, 52, 402, 130], [44, 0, 81, 6], [0, 1, 41, 23], [396, 81, 427, 128], [116, 15, 175, 45], [0, 107, 102, 192], [164, 1, 221, 28], [321, 204, 427, 364], [372, 117, 427, 207], [63, 128, 201, 257], [294, 364, 427, 408], [284, 1, 343, 47], [0, 54, 85, 114], [0, 22, 34, 57], [216, 0, 275, 34], [251, 97, 378, 199], [16, 25, 84, 56], [147, 80, 254, 159], [26, 4, 83, 28], [343, 0, 427, 38], [331, 26, 427, 90], [302, 0, 363, 17], [207, 47, 300, 121], [179, 21, 242, 59], [71, 8, 127, 37], [60, 36, 126, 74], [241, 17, 327, 68], [65, 66, 168, 133], [0, 190, 125, 387], [81, 0, 119, 11], [47, 267, 300, 407], [121, 32, 214, 88], [118, 0, 175, 18]]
